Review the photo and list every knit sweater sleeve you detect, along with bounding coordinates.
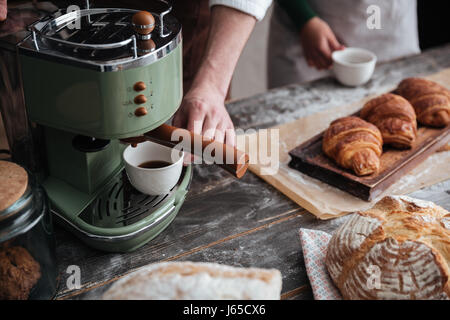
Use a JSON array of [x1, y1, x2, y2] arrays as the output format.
[[209, 0, 273, 21]]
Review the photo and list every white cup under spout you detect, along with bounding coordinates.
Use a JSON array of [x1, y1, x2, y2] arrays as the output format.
[[123, 141, 184, 195]]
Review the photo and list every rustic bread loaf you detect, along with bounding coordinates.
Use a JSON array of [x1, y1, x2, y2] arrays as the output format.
[[326, 195, 450, 299], [103, 261, 282, 300]]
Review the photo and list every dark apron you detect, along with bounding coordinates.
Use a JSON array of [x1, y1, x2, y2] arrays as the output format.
[[172, 1, 211, 93]]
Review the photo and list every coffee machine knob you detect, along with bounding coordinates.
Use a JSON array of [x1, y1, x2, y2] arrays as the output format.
[[133, 82, 146, 91], [134, 95, 147, 104], [132, 11, 155, 34], [135, 107, 148, 117]]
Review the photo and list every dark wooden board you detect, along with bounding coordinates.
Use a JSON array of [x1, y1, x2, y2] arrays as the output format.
[[289, 119, 450, 201]]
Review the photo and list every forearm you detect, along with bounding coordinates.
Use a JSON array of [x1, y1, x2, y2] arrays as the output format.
[[0, 0, 7, 21], [188, 5, 256, 98]]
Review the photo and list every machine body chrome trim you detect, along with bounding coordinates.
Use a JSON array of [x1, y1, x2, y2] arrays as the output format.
[[52, 205, 175, 243]]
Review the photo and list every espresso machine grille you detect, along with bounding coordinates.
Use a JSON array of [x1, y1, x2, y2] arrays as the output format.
[[20, 4, 181, 71], [40, 10, 138, 62], [0, 1, 190, 252]]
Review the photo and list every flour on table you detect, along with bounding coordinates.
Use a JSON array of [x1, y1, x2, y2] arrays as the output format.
[[387, 195, 436, 209]]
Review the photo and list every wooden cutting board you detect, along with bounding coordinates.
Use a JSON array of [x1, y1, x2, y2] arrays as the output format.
[[289, 119, 449, 201], [241, 68, 450, 218]]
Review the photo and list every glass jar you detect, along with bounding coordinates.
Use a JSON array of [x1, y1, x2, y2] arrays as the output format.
[[0, 170, 57, 300]]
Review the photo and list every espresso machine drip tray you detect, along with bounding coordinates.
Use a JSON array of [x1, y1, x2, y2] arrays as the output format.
[[52, 165, 192, 252]]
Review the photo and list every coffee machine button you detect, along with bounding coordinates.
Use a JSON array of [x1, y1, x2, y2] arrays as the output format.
[[133, 82, 146, 91], [135, 107, 148, 117], [134, 94, 147, 104]]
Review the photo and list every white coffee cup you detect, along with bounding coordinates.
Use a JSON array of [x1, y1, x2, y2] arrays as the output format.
[[332, 47, 377, 86], [123, 141, 184, 195]]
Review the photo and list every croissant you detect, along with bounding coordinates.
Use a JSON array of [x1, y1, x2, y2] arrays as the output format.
[[396, 78, 450, 127], [360, 93, 417, 149], [322, 116, 383, 176]]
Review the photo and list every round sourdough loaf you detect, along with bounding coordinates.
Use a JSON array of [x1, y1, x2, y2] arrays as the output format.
[[326, 195, 450, 299]]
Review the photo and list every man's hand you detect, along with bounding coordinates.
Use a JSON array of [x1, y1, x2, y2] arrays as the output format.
[[0, 0, 7, 21], [172, 5, 256, 146], [173, 82, 235, 146], [300, 17, 344, 70]]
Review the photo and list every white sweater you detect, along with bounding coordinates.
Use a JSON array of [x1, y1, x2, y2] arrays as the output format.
[[209, 0, 272, 20]]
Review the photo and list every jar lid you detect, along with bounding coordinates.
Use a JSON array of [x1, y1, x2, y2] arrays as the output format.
[[0, 160, 28, 213], [0, 161, 46, 243]]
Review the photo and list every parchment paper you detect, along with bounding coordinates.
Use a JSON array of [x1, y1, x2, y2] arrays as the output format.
[[237, 69, 450, 219]]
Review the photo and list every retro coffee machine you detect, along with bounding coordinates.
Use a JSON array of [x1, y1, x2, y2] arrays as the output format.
[[0, 1, 196, 252]]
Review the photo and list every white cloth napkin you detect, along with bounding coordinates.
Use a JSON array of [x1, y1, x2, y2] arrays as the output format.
[[298, 228, 342, 300]]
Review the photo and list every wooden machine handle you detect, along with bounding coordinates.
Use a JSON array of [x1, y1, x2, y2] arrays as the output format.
[[121, 124, 249, 179]]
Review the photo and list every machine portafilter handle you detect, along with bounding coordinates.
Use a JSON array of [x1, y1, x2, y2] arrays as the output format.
[[121, 124, 250, 179]]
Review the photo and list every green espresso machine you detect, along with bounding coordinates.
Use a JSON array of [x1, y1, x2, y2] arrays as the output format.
[[12, 3, 191, 252]]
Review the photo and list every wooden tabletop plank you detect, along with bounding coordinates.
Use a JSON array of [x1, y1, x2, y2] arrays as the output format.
[[54, 168, 306, 298], [66, 178, 449, 300], [60, 202, 352, 300], [281, 285, 313, 300]]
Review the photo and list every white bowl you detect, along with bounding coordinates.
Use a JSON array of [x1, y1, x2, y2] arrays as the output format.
[[332, 47, 377, 86], [123, 141, 184, 195]]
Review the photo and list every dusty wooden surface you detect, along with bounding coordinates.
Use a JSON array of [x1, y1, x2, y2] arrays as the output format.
[[54, 44, 450, 300]]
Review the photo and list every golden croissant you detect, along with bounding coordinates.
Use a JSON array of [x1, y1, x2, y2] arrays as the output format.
[[396, 78, 450, 127], [322, 116, 383, 176], [361, 93, 417, 149]]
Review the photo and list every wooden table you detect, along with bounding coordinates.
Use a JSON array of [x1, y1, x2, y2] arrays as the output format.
[[55, 44, 450, 300]]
